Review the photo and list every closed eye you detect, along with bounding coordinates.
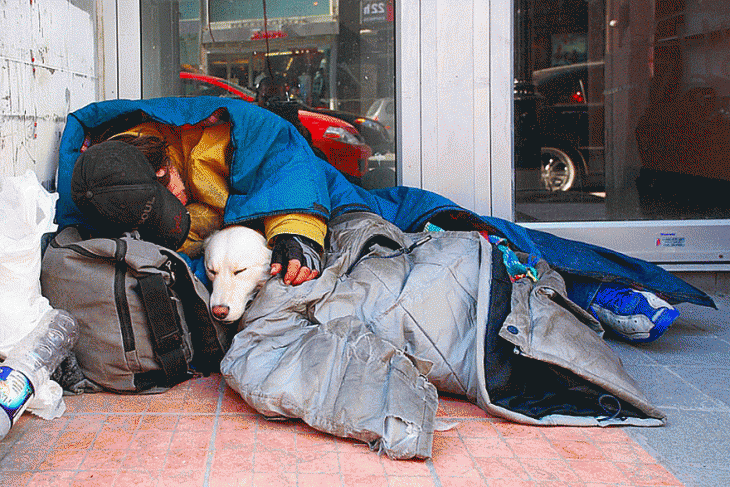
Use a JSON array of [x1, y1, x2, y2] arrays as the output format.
[[233, 268, 248, 276], [207, 268, 217, 276]]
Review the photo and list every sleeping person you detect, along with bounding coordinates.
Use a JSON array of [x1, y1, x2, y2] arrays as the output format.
[[62, 97, 708, 344]]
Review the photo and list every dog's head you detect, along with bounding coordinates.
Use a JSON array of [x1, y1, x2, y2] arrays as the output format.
[[204, 226, 272, 324]]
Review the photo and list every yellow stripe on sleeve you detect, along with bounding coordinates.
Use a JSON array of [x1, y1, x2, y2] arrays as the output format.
[[264, 213, 327, 249]]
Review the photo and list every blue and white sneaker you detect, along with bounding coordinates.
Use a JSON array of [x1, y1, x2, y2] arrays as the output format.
[[590, 283, 679, 343]]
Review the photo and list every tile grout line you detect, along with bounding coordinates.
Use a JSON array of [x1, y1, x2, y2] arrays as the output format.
[[36, 411, 106, 485], [653, 404, 730, 413], [334, 428, 346, 486], [425, 457, 443, 487], [251, 408, 260, 485], [623, 428, 686, 486], [455, 420, 491, 485], [658, 364, 730, 412], [623, 360, 730, 412], [202, 375, 226, 487], [84, 412, 111, 481], [127, 406, 175, 481], [19, 411, 76, 486], [504, 425, 576, 483], [581, 426, 687, 486]]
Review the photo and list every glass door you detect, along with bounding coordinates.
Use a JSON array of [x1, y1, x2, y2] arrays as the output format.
[[113, 0, 728, 267], [513, 0, 730, 267], [138, 0, 396, 190]]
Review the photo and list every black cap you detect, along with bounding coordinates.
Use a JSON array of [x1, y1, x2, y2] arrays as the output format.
[[71, 140, 190, 250]]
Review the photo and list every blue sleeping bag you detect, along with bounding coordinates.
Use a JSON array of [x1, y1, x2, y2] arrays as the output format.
[[55, 97, 714, 309]]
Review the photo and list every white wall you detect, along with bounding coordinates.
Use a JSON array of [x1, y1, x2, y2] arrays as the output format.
[[0, 0, 98, 188]]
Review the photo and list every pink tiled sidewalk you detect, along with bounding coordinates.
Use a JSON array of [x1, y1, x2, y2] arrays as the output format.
[[0, 373, 683, 486]]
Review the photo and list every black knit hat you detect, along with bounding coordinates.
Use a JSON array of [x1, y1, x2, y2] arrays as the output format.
[[71, 140, 190, 250]]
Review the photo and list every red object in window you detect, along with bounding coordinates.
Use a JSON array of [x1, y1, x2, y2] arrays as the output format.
[[178, 72, 371, 179], [570, 91, 585, 103], [251, 31, 287, 41]]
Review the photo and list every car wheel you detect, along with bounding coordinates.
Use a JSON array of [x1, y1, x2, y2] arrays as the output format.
[[540, 147, 577, 192]]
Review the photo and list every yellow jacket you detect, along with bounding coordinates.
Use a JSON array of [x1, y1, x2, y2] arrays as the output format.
[[115, 121, 326, 257]]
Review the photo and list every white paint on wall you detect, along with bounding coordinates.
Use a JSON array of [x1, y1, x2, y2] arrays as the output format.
[[0, 0, 98, 187]]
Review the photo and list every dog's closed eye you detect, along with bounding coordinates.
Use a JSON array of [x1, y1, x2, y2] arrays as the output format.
[[204, 225, 272, 323]]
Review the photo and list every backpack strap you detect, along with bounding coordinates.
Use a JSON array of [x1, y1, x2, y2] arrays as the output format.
[[137, 274, 191, 387]]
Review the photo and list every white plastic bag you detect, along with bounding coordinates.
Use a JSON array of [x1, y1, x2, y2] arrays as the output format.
[[0, 170, 66, 419], [0, 170, 58, 350]]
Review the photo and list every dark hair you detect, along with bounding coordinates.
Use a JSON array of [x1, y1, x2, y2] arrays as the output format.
[[107, 134, 171, 187]]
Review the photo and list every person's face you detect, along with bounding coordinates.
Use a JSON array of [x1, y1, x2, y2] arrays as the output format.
[[157, 164, 188, 205]]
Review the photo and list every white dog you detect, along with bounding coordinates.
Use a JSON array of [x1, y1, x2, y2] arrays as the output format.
[[204, 226, 272, 323]]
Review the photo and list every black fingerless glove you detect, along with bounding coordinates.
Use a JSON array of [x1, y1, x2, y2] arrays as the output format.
[[271, 235, 322, 275]]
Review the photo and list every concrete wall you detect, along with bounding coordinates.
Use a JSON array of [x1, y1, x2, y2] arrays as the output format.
[[0, 0, 99, 189]]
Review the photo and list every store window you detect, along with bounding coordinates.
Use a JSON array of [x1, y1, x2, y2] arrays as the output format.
[[140, 0, 396, 189], [514, 0, 730, 223]]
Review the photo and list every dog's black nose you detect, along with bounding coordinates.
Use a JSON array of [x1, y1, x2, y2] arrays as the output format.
[[212, 305, 229, 320]]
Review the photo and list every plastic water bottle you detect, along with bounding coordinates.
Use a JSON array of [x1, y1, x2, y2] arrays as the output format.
[[0, 309, 78, 439]]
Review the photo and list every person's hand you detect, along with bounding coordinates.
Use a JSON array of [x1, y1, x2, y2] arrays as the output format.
[[270, 235, 322, 285]]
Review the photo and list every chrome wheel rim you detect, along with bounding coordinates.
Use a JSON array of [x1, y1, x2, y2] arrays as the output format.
[[540, 147, 576, 191]]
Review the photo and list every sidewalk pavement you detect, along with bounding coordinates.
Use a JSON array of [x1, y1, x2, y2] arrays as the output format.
[[0, 293, 726, 487], [613, 292, 730, 487]]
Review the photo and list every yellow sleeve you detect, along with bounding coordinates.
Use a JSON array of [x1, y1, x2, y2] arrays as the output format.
[[264, 213, 327, 249], [177, 202, 224, 258]]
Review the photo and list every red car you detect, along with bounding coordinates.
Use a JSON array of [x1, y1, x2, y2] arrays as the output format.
[[179, 72, 371, 181]]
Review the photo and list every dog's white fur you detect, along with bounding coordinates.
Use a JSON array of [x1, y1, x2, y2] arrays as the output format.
[[204, 226, 271, 323]]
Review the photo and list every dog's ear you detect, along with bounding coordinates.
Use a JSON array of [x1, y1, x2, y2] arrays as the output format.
[[202, 230, 220, 251]]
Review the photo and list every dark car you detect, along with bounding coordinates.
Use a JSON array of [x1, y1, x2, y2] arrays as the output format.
[[517, 61, 605, 192]]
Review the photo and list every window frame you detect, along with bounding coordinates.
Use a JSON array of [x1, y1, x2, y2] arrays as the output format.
[[108, 0, 730, 269]]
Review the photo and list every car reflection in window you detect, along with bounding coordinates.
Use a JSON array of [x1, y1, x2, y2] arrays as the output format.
[[532, 61, 605, 193], [179, 72, 373, 186]]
